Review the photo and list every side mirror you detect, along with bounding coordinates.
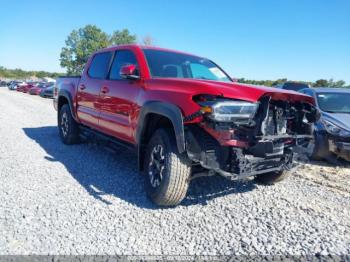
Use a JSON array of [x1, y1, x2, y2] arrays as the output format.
[[120, 64, 140, 80]]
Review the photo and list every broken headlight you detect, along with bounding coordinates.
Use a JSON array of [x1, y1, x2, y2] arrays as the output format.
[[322, 119, 350, 137], [201, 100, 259, 122]]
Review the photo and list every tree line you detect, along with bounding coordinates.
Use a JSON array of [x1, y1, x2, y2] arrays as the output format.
[[237, 78, 349, 88], [0, 66, 63, 79]]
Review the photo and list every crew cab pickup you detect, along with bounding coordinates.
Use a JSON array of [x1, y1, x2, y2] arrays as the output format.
[[54, 45, 318, 206]]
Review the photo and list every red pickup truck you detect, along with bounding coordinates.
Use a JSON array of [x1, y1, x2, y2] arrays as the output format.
[[54, 45, 318, 206]]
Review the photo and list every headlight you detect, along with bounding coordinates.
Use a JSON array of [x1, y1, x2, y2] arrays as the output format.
[[201, 100, 259, 122], [322, 119, 350, 137]]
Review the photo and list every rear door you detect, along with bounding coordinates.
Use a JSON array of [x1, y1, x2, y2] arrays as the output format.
[[98, 49, 142, 143], [77, 51, 113, 128]]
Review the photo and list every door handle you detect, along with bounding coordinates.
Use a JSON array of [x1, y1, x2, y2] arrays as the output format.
[[79, 84, 86, 90], [101, 86, 110, 94]]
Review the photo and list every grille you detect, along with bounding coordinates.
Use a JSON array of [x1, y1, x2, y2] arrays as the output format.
[[261, 106, 287, 136]]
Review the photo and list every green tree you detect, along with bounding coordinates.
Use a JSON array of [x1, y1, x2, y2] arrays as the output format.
[[314, 79, 328, 87], [60, 26, 137, 75], [313, 79, 346, 88], [109, 29, 136, 45], [272, 78, 287, 87], [60, 25, 110, 75], [332, 80, 346, 87]]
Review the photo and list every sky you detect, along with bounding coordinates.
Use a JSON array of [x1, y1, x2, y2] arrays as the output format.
[[0, 0, 349, 83]]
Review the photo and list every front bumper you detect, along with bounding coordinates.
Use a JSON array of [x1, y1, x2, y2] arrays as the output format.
[[185, 125, 307, 180], [329, 139, 350, 161], [213, 147, 297, 180]]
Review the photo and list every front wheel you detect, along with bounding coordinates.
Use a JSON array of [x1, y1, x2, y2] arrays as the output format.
[[254, 170, 291, 185], [310, 132, 330, 160], [58, 104, 80, 145], [144, 128, 191, 206]]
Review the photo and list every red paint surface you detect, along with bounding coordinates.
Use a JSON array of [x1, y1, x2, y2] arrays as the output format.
[[57, 45, 315, 146]]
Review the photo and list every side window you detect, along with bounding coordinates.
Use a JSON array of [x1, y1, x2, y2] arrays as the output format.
[[303, 89, 313, 96], [88, 52, 112, 79], [161, 64, 183, 78], [109, 50, 139, 80]]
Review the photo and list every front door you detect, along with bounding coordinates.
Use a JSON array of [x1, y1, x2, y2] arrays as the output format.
[[98, 50, 142, 144]]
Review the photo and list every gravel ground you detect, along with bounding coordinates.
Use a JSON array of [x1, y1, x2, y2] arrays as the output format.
[[0, 88, 350, 256]]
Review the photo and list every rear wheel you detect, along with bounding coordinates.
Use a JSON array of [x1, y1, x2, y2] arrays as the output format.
[[58, 104, 80, 145], [144, 128, 191, 206], [255, 170, 291, 185]]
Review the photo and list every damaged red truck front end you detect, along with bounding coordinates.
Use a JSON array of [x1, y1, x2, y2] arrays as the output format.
[[180, 81, 318, 180]]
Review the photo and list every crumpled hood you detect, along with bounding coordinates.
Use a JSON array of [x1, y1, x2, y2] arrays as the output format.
[[147, 78, 315, 104], [322, 112, 350, 131]]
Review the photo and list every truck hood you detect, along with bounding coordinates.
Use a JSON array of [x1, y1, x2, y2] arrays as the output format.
[[322, 112, 350, 131], [147, 78, 315, 104]]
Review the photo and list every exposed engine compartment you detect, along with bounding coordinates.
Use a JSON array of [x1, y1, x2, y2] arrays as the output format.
[[185, 95, 319, 179]]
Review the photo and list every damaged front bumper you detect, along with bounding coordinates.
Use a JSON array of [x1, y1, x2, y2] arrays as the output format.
[[185, 125, 312, 180], [329, 139, 350, 161]]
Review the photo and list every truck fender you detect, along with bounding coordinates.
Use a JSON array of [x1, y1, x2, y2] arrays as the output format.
[[136, 101, 186, 170], [57, 89, 77, 121]]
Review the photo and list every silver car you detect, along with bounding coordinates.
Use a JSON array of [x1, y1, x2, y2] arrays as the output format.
[[300, 88, 350, 161]]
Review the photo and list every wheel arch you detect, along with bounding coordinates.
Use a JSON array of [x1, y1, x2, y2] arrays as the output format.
[[136, 101, 185, 171], [57, 90, 77, 121]]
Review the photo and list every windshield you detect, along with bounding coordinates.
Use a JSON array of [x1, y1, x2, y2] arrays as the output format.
[[317, 92, 350, 113], [143, 49, 232, 82]]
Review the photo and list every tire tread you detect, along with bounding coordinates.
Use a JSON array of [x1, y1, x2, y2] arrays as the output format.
[[145, 128, 191, 206]]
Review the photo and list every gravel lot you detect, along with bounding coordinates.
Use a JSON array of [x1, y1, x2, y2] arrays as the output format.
[[0, 87, 349, 256]]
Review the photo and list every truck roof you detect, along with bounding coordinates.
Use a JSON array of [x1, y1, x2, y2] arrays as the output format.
[[97, 44, 204, 58]]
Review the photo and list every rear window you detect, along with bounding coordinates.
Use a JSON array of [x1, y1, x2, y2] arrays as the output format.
[[88, 52, 113, 79], [282, 82, 309, 91]]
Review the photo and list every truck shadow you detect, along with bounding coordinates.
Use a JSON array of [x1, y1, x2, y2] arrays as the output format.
[[23, 126, 256, 209]]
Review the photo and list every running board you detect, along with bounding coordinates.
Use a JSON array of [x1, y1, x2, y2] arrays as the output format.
[[79, 126, 135, 152]]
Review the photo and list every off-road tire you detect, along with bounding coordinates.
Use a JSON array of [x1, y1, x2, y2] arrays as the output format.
[[58, 104, 80, 145], [144, 128, 191, 206], [255, 170, 291, 185]]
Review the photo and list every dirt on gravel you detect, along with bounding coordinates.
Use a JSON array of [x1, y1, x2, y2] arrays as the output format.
[[295, 161, 350, 195]]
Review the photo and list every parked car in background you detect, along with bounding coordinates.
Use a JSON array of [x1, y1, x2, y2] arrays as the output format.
[[0, 80, 7, 87], [29, 83, 47, 95], [8, 81, 25, 90], [299, 88, 350, 161], [277, 82, 310, 91], [40, 83, 55, 98], [20, 83, 36, 93], [16, 84, 25, 92]]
